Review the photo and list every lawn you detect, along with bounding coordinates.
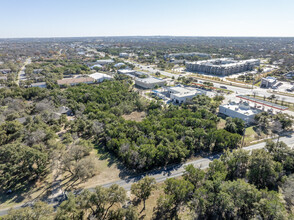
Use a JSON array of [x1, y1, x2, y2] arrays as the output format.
[[244, 126, 258, 144], [60, 147, 125, 191], [217, 118, 226, 129]]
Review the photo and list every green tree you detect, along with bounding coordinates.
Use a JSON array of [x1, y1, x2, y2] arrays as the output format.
[[257, 190, 288, 220], [247, 149, 283, 189], [56, 193, 82, 220], [154, 178, 194, 219], [131, 176, 156, 211], [183, 164, 205, 189], [220, 149, 250, 180], [4, 201, 53, 220]]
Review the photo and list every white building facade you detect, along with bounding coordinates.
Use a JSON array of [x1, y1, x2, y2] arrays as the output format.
[[219, 101, 261, 123], [186, 58, 260, 76], [168, 86, 206, 103], [135, 77, 166, 89]]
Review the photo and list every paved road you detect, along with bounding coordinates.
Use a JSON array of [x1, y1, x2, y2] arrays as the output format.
[[0, 135, 293, 216], [16, 58, 31, 86], [126, 60, 184, 79], [96, 135, 294, 191]]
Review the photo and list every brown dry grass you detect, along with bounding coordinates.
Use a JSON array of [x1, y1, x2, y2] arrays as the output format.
[[122, 111, 146, 122]]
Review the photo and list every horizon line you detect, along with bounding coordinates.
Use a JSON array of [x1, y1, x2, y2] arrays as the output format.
[[1, 35, 294, 40]]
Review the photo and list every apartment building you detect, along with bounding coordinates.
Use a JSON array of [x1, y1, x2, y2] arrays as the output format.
[[186, 58, 260, 75]]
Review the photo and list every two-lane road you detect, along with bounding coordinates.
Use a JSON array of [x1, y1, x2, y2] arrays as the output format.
[[98, 135, 294, 191], [0, 135, 293, 216]]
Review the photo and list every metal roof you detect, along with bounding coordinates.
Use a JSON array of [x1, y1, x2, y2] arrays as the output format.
[[236, 95, 288, 111]]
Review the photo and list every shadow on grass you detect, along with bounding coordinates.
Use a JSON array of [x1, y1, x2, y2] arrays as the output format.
[[0, 174, 49, 207], [94, 143, 132, 180]]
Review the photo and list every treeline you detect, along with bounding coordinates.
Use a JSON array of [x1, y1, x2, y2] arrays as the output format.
[[5, 141, 294, 219], [65, 81, 241, 170], [153, 140, 294, 219], [0, 117, 62, 191]]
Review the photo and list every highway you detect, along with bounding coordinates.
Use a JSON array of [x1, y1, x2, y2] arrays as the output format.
[[0, 135, 293, 216]]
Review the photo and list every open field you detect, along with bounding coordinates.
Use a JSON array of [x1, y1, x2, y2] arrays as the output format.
[[60, 148, 124, 191]]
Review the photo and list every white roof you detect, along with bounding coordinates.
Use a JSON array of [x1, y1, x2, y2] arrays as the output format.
[[135, 77, 165, 84], [221, 102, 261, 116], [168, 86, 195, 94], [173, 91, 202, 98], [89, 73, 112, 80], [118, 69, 136, 74]]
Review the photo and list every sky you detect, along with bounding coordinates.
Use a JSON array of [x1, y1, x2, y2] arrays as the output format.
[[0, 0, 294, 38]]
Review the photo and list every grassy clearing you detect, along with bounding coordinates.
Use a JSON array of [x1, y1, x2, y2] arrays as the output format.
[[0, 172, 54, 209], [217, 118, 226, 129], [122, 111, 146, 122], [243, 126, 269, 146], [226, 77, 254, 86], [132, 180, 193, 220], [244, 126, 259, 144], [62, 148, 124, 191], [131, 183, 164, 219], [150, 73, 169, 79]]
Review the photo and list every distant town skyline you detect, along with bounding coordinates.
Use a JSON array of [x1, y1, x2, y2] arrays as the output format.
[[1, 0, 294, 38]]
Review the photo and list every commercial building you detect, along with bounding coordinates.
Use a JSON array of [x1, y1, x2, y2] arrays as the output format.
[[168, 86, 206, 103], [57, 77, 95, 87], [260, 76, 277, 88], [186, 58, 260, 75], [118, 69, 148, 78], [219, 101, 262, 123], [89, 73, 113, 83], [135, 77, 166, 89]]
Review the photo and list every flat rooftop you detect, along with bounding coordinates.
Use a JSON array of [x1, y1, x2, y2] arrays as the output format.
[[169, 86, 205, 94], [118, 69, 136, 74], [135, 77, 165, 84], [173, 91, 202, 98], [188, 58, 259, 67], [221, 102, 261, 116]]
